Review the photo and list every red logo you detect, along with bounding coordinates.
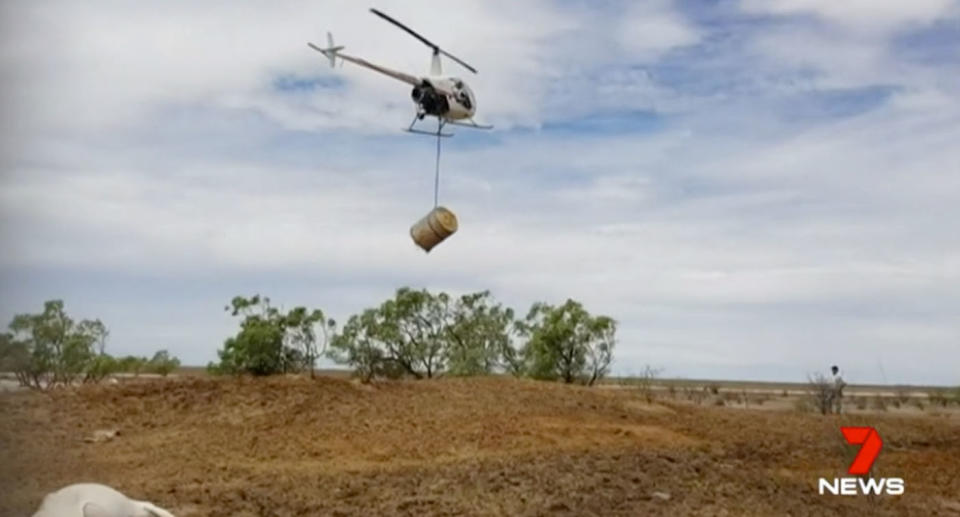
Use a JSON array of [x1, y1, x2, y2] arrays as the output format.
[[841, 426, 883, 475]]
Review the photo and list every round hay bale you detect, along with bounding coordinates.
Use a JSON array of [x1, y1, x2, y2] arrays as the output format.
[[410, 206, 458, 252]]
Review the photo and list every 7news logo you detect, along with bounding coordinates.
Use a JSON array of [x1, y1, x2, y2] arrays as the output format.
[[818, 426, 905, 496]]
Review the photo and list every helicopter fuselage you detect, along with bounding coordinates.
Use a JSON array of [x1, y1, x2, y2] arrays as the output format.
[[411, 76, 476, 121]]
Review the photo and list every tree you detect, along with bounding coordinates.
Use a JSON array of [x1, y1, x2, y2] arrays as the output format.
[[329, 309, 394, 383], [0, 332, 32, 387], [329, 288, 502, 381], [148, 350, 181, 377], [516, 299, 617, 385], [584, 315, 616, 386], [384, 288, 447, 378], [84, 354, 119, 383], [6, 300, 106, 389], [443, 291, 516, 376], [282, 307, 335, 378], [118, 355, 149, 376], [328, 289, 440, 380], [210, 295, 334, 376]]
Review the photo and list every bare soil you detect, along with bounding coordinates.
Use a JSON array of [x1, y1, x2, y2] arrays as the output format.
[[1, 376, 958, 516]]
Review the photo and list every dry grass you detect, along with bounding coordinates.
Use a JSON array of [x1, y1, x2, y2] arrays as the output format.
[[1, 376, 958, 516]]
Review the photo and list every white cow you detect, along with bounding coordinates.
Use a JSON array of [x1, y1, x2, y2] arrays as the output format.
[[32, 483, 176, 517]]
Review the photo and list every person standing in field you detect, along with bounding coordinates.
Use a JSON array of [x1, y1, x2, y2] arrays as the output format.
[[830, 365, 846, 414]]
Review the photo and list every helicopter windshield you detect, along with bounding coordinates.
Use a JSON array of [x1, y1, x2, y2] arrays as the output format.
[[450, 78, 474, 110]]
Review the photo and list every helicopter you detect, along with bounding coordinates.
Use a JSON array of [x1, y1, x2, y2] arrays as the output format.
[[308, 8, 493, 137]]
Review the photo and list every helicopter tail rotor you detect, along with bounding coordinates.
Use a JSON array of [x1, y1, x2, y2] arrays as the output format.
[[307, 31, 344, 68]]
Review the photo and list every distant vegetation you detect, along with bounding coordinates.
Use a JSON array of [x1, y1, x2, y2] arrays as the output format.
[[209, 288, 617, 385], [0, 300, 181, 390]]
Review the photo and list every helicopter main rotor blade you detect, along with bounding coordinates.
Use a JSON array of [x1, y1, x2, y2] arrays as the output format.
[[439, 48, 477, 74], [370, 8, 438, 52], [369, 8, 478, 74]]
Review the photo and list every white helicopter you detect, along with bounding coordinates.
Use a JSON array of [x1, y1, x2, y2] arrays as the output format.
[[308, 8, 493, 138]]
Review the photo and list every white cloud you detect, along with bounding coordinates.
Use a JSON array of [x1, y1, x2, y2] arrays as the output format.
[[740, 0, 958, 32], [617, 1, 701, 58]]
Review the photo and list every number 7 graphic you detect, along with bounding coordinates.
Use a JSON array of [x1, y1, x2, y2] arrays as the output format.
[[841, 426, 883, 475]]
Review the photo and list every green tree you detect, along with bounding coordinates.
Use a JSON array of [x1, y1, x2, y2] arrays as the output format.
[[385, 287, 447, 378], [0, 332, 32, 387], [283, 307, 335, 378], [329, 309, 393, 383], [329, 288, 452, 380], [211, 295, 334, 376], [6, 300, 106, 389], [84, 354, 119, 383], [118, 355, 149, 376], [148, 350, 181, 377], [584, 315, 616, 386], [443, 291, 516, 376], [516, 299, 617, 385], [330, 288, 520, 381]]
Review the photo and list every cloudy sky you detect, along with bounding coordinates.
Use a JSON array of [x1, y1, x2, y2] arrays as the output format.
[[1, 1, 958, 384]]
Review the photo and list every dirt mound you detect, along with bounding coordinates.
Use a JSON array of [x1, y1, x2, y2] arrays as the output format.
[[1, 376, 957, 516]]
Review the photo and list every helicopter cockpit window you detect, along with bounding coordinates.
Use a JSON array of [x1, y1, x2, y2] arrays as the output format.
[[452, 79, 473, 110]]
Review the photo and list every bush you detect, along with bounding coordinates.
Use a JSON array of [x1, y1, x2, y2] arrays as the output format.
[[805, 373, 836, 415], [895, 387, 911, 405], [927, 390, 949, 407], [84, 355, 119, 383], [871, 396, 888, 412], [794, 397, 814, 413], [633, 365, 662, 403]]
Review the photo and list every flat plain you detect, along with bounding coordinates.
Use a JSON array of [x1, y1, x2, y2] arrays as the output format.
[[1, 375, 958, 516]]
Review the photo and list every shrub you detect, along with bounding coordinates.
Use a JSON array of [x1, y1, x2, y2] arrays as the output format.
[[805, 373, 835, 415], [634, 365, 662, 403], [927, 390, 949, 407], [794, 397, 814, 413], [895, 387, 911, 405], [871, 396, 888, 412], [84, 355, 119, 383]]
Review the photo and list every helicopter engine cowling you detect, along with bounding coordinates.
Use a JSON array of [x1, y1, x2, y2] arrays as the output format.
[[411, 82, 449, 117]]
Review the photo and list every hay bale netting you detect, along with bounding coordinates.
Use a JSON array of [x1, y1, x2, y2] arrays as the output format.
[[410, 206, 458, 252]]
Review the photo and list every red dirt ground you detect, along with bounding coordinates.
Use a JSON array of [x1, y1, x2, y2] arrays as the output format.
[[1, 376, 958, 516]]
